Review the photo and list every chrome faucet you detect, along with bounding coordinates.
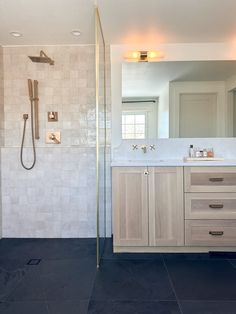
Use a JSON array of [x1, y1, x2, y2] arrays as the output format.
[[141, 145, 147, 153]]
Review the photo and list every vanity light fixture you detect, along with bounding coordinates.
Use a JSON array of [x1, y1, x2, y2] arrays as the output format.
[[10, 31, 22, 37], [71, 30, 81, 37], [124, 50, 164, 62]]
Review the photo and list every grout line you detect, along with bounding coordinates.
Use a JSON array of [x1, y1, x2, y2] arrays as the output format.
[[45, 300, 51, 314], [161, 254, 184, 314], [84, 263, 97, 313]]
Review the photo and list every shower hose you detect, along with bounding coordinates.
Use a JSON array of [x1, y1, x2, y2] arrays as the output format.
[[20, 99, 36, 170]]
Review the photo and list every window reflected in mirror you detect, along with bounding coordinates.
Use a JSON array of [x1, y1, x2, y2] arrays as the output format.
[[122, 99, 158, 139]]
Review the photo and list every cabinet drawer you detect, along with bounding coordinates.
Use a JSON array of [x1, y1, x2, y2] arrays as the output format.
[[184, 167, 236, 192], [185, 220, 236, 246], [185, 193, 236, 219]]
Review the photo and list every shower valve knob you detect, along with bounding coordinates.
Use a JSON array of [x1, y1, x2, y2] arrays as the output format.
[[46, 131, 61, 144]]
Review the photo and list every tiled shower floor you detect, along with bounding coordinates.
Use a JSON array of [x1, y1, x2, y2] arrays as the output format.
[[0, 238, 236, 313]]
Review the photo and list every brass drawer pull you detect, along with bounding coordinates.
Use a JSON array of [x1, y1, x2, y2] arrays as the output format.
[[209, 204, 224, 209], [209, 231, 224, 236], [209, 177, 224, 182]]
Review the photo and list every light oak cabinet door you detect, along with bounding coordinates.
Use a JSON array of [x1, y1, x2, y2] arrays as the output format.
[[112, 167, 149, 246], [149, 167, 184, 246]]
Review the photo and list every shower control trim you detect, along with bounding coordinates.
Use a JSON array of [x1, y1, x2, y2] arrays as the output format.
[[48, 111, 58, 122], [46, 131, 61, 144]]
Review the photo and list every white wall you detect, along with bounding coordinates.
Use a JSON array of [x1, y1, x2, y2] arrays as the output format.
[[157, 83, 169, 138]]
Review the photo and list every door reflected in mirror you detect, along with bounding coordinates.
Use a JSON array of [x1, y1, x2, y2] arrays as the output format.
[[122, 61, 236, 139]]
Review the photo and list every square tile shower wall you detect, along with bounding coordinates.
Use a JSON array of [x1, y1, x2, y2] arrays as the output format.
[[0, 46, 4, 237], [0, 46, 4, 146], [1, 45, 111, 238]]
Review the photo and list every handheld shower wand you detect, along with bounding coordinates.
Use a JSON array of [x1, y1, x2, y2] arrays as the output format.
[[20, 79, 38, 170]]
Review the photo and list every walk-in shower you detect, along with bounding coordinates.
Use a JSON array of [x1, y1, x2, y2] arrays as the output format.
[[20, 50, 54, 170], [28, 50, 54, 65]]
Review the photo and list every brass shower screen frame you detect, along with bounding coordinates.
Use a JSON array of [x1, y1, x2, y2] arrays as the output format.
[[95, 7, 107, 268]]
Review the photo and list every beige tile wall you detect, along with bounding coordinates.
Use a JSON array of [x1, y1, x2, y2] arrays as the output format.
[[0, 46, 3, 236], [0, 46, 4, 145], [3, 46, 96, 148], [1, 45, 111, 238]]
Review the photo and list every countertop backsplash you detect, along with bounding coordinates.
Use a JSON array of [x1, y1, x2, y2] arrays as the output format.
[[112, 138, 236, 162]]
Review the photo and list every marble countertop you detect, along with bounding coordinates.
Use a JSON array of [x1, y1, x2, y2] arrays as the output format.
[[111, 159, 236, 167]]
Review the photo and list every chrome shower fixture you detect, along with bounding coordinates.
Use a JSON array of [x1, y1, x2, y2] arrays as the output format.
[[28, 50, 54, 65]]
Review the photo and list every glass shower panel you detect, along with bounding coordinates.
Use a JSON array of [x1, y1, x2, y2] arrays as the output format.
[[95, 8, 106, 268]]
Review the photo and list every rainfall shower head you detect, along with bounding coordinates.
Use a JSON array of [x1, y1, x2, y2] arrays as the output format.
[[28, 50, 54, 65]]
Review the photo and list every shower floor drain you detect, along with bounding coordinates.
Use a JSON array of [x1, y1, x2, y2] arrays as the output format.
[[27, 259, 41, 265]]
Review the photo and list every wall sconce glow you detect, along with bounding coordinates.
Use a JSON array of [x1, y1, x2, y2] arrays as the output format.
[[71, 30, 81, 37], [124, 50, 164, 62], [10, 31, 22, 37]]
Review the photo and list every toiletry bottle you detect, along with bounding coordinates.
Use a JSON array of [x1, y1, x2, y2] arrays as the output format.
[[189, 145, 194, 158], [203, 149, 208, 158], [207, 148, 214, 158], [195, 148, 201, 158]]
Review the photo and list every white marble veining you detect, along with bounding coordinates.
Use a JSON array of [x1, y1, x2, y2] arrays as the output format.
[[112, 138, 236, 167], [111, 159, 236, 167]]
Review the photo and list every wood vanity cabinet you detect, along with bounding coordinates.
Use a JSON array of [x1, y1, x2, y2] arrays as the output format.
[[113, 165, 236, 252], [112, 167, 184, 248]]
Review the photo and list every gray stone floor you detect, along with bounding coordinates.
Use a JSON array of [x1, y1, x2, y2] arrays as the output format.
[[0, 238, 236, 313]]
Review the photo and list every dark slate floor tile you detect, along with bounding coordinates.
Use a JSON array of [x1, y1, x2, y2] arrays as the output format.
[[166, 260, 236, 301], [47, 300, 89, 314], [28, 238, 96, 260], [88, 300, 181, 314], [209, 252, 236, 259], [229, 260, 236, 268], [180, 301, 236, 314], [6, 268, 46, 301], [163, 253, 211, 261], [0, 259, 28, 271], [0, 238, 96, 261], [0, 267, 27, 301], [0, 301, 48, 314], [0, 239, 38, 260], [41, 257, 96, 301], [102, 238, 162, 260], [91, 259, 175, 301]]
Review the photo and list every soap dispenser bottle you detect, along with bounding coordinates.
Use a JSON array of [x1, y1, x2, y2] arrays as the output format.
[[189, 145, 194, 158]]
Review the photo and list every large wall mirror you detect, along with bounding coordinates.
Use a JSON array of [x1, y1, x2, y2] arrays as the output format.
[[122, 61, 236, 139]]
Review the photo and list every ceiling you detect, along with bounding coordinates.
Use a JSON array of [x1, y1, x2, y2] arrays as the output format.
[[1, 0, 236, 46], [122, 61, 236, 97], [0, 0, 95, 45]]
